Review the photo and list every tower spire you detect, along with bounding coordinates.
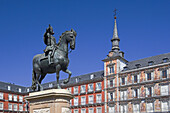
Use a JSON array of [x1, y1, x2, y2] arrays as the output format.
[[111, 9, 120, 52]]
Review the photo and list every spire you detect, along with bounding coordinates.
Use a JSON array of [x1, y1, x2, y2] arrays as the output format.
[[111, 9, 120, 52]]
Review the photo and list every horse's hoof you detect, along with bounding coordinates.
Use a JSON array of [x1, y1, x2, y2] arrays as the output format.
[[57, 85, 61, 89]]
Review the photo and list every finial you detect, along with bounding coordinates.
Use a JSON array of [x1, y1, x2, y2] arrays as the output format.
[[113, 8, 117, 19]]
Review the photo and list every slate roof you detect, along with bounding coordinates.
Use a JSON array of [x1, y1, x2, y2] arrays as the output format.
[[123, 53, 170, 71], [42, 70, 104, 89], [0, 81, 30, 94]]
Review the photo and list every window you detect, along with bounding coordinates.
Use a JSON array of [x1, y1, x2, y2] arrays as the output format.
[[81, 85, 86, 93], [146, 87, 152, 97], [74, 86, 78, 94], [134, 89, 138, 98], [109, 106, 114, 113], [14, 104, 17, 111], [108, 92, 115, 101], [8, 86, 11, 90], [161, 85, 168, 95], [110, 66, 114, 74], [89, 108, 94, 113], [0, 103, 3, 110], [135, 64, 141, 68], [147, 73, 151, 80], [134, 75, 137, 83], [81, 96, 86, 105], [162, 70, 167, 78], [88, 84, 93, 92], [19, 96, 23, 102], [133, 104, 139, 113], [96, 82, 101, 91], [122, 77, 125, 85], [161, 101, 168, 112], [19, 105, 23, 111], [163, 58, 168, 63], [74, 109, 78, 113], [8, 103, 12, 110], [90, 74, 94, 79], [81, 109, 86, 113], [146, 103, 153, 112], [88, 95, 93, 104], [8, 94, 12, 101], [148, 61, 154, 66], [70, 100, 72, 106], [120, 105, 127, 113], [0, 93, 3, 100], [96, 107, 102, 113], [75, 78, 79, 83], [27, 88, 29, 92], [49, 83, 53, 88], [19, 88, 21, 92], [14, 95, 17, 101], [96, 94, 101, 103], [74, 97, 78, 106]]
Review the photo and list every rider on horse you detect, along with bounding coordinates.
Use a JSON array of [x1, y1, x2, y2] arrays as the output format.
[[43, 24, 57, 65]]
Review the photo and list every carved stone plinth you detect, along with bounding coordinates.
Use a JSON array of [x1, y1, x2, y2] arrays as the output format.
[[25, 89, 73, 113]]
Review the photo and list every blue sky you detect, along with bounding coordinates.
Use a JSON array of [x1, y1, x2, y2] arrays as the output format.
[[0, 0, 170, 86]]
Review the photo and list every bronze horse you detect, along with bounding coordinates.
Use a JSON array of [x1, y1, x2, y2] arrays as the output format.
[[31, 28, 77, 91]]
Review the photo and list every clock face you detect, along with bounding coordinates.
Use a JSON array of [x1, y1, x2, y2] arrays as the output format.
[[109, 52, 113, 57]]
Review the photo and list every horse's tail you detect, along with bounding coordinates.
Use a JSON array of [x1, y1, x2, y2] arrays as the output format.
[[31, 70, 36, 91]]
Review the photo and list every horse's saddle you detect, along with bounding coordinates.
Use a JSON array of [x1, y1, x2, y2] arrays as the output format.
[[39, 53, 48, 62]]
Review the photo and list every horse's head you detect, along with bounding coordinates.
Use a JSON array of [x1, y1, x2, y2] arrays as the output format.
[[61, 29, 77, 50]]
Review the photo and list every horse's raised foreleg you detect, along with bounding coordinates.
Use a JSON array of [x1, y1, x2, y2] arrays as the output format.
[[63, 69, 72, 84], [56, 65, 61, 89]]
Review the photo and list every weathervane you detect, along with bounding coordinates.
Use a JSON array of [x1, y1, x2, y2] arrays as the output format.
[[113, 8, 117, 19]]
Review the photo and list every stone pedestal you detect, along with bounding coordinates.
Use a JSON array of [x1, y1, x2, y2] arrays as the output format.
[[25, 89, 73, 113]]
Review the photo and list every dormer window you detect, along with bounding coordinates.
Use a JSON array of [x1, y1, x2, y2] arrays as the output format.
[[148, 61, 154, 66], [135, 64, 141, 68], [163, 58, 168, 63], [123, 66, 128, 71], [90, 74, 94, 79], [75, 78, 79, 83]]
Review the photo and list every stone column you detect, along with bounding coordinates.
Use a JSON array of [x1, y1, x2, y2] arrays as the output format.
[[25, 89, 73, 113]]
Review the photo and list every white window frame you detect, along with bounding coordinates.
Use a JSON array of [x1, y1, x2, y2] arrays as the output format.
[[74, 86, 78, 94], [14, 95, 17, 101], [0, 93, 3, 100], [19, 104, 23, 111], [96, 107, 102, 113], [81, 96, 86, 105], [96, 94, 102, 103], [74, 97, 78, 106], [88, 84, 93, 92], [161, 101, 168, 112], [89, 108, 94, 113], [146, 102, 153, 113], [0, 103, 3, 110], [19, 96, 23, 102], [8, 86, 11, 90], [81, 109, 86, 113], [81, 85, 86, 93], [109, 106, 114, 113], [8, 103, 12, 111], [8, 94, 12, 101], [88, 95, 94, 104], [74, 109, 78, 113], [18, 88, 21, 92], [96, 82, 102, 91], [161, 85, 168, 96], [14, 104, 18, 111]]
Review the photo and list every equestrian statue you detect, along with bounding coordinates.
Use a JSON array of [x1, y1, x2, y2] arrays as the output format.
[[31, 25, 77, 91]]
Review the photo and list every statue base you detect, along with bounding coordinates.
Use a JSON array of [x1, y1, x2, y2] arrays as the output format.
[[25, 89, 73, 113]]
